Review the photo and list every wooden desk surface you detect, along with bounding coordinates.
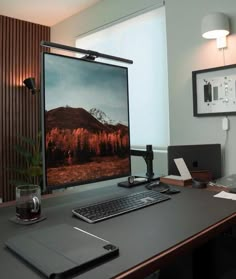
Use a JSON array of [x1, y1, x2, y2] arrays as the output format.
[[0, 185, 236, 279]]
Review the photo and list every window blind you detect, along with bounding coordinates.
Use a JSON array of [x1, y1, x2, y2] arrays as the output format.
[[75, 6, 169, 149]]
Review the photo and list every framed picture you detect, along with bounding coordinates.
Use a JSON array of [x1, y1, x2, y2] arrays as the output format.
[[192, 64, 236, 116]]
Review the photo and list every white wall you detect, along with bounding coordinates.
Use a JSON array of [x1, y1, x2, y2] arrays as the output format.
[[165, 0, 236, 176], [51, 0, 163, 47]]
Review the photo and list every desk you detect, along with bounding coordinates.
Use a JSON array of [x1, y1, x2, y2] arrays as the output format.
[[0, 185, 236, 279]]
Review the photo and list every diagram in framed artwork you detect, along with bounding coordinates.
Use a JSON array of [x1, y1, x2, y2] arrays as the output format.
[[192, 64, 236, 116]]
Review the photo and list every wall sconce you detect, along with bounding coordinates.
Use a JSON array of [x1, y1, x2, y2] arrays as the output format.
[[23, 77, 38, 94], [201, 12, 230, 49]]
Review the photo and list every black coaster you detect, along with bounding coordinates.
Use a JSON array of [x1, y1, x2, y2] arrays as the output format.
[[9, 215, 47, 225]]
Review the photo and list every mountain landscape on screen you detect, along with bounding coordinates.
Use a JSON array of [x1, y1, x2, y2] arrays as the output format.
[[45, 106, 130, 187]]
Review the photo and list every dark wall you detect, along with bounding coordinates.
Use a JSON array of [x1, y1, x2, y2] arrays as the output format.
[[0, 15, 50, 202]]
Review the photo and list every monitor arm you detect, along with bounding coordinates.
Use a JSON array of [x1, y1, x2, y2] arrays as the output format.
[[131, 145, 154, 179]]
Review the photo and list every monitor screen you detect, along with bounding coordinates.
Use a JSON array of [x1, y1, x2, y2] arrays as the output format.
[[168, 144, 221, 180], [41, 52, 131, 191]]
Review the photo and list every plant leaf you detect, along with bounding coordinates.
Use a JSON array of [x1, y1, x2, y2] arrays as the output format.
[[9, 133, 43, 186], [7, 167, 29, 176], [27, 166, 43, 176], [13, 145, 32, 161], [16, 134, 36, 147]]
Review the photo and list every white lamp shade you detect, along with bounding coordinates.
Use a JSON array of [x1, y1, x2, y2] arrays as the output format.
[[202, 12, 229, 39]]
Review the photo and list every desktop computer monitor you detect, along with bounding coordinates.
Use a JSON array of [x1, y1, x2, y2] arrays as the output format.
[[168, 144, 221, 180], [41, 52, 131, 191]]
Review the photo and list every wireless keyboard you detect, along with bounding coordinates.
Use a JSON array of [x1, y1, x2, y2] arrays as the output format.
[[72, 190, 170, 223]]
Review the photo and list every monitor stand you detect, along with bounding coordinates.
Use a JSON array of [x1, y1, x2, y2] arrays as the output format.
[[118, 145, 159, 188], [117, 175, 160, 188]]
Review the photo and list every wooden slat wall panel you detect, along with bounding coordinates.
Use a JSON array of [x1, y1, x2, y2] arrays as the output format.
[[0, 15, 50, 202]]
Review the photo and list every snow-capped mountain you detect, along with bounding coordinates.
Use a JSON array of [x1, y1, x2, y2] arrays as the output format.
[[89, 108, 118, 125]]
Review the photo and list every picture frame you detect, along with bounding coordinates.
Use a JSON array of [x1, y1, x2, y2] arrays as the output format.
[[192, 64, 236, 116]]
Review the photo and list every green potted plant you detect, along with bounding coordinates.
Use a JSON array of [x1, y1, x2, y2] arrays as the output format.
[[10, 132, 43, 188]]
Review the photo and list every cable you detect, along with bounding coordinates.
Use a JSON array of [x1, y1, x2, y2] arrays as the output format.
[[222, 47, 226, 66], [222, 115, 229, 176]]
